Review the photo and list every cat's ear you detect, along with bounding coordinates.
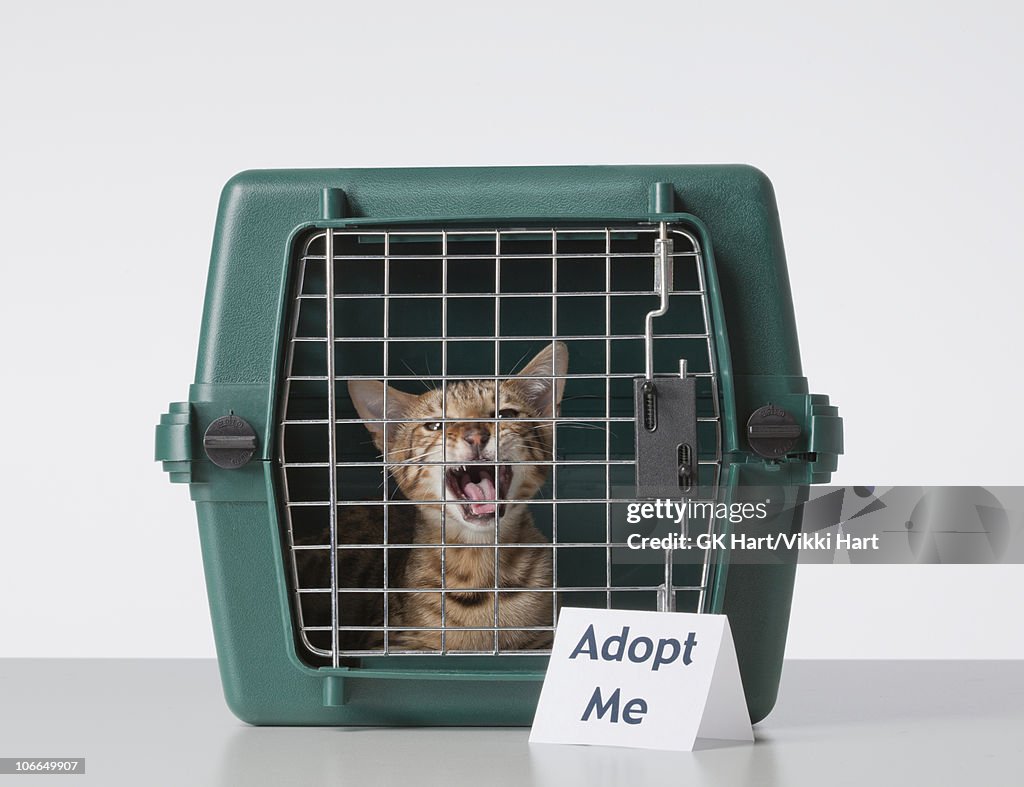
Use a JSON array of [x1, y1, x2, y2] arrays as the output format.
[[507, 341, 569, 417], [347, 380, 417, 450]]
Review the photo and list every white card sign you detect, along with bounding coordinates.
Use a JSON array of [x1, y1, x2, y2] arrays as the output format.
[[529, 607, 752, 751]]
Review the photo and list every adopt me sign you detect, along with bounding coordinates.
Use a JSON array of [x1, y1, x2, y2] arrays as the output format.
[[529, 608, 753, 751]]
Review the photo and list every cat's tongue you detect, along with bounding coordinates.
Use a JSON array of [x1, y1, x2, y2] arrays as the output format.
[[462, 474, 497, 515]]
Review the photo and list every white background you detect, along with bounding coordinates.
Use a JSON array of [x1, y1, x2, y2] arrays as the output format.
[[1, 0, 1021, 659]]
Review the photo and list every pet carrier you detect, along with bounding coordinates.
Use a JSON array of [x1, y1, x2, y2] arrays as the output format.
[[155, 166, 842, 726]]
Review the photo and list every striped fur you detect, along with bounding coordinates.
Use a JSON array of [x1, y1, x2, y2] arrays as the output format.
[[347, 343, 568, 651]]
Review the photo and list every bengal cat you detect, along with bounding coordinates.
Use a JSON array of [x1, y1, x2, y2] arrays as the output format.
[[295, 343, 566, 655]]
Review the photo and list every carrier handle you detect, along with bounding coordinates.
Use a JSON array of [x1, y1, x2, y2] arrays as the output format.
[[155, 402, 193, 483]]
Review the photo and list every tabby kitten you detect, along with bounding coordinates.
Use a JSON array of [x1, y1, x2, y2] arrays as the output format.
[[346, 342, 567, 652]]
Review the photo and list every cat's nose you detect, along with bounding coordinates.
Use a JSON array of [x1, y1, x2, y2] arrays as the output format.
[[462, 426, 491, 452]]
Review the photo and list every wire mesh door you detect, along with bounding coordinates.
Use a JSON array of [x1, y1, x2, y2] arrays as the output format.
[[277, 223, 725, 665]]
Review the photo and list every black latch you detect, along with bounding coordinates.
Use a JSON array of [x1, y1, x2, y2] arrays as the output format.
[[747, 404, 801, 459], [203, 415, 258, 469], [634, 374, 698, 498]]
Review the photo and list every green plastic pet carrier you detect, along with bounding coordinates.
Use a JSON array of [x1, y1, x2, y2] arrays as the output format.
[[155, 165, 842, 726]]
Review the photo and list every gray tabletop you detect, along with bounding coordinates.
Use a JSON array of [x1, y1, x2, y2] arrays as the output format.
[[0, 659, 1021, 786]]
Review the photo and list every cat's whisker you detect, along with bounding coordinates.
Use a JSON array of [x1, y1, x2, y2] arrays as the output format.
[[400, 359, 437, 393], [386, 445, 420, 456], [386, 453, 443, 466], [508, 347, 536, 375], [553, 421, 610, 433], [512, 437, 550, 449], [386, 443, 445, 457], [385, 448, 440, 460]]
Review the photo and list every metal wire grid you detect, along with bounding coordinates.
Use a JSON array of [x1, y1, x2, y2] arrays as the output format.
[[276, 224, 724, 663]]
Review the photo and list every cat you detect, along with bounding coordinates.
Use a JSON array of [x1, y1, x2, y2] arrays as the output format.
[[331, 342, 568, 653]]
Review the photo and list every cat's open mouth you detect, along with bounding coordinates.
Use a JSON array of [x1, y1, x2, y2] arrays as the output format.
[[445, 464, 513, 524]]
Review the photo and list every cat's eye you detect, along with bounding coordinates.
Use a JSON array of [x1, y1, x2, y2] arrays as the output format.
[[498, 408, 520, 419], [424, 421, 442, 431]]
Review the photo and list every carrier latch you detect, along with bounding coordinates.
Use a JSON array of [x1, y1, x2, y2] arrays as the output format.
[[634, 365, 698, 499], [203, 415, 258, 469], [634, 223, 698, 500], [746, 404, 802, 459]]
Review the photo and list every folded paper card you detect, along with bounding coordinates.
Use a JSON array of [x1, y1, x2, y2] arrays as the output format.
[[529, 607, 753, 751]]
